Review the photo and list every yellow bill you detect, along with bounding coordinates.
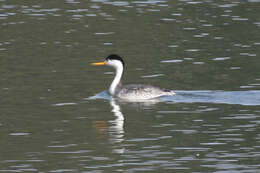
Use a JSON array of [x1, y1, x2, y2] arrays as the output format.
[[91, 61, 106, 66]]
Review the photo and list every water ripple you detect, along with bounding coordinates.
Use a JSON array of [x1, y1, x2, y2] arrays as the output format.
[[164, 90, 260, 106]]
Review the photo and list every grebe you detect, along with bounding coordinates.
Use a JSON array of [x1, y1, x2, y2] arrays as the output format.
[[91, 54, 175, 100]]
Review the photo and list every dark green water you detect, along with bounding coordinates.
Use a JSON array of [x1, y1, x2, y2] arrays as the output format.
[[0, 0, 260, 172]]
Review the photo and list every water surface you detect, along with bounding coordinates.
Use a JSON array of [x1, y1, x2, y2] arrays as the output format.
[[0, 0, 260, 172]]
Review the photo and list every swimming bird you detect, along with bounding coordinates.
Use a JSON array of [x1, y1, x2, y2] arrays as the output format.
[[91, 54, 175, 100]]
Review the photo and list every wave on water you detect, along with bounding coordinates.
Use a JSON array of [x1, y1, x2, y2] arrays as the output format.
[[163, 90, 260, 106], [88, 90, 260, 106]]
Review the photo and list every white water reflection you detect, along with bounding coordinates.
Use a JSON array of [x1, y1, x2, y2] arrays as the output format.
[[108, 99, 124, 142], [87, 93, 125, 153], [108, 98, 125, 154]]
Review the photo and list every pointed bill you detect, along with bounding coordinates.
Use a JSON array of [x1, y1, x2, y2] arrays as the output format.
[[91, 61, 106, 66]]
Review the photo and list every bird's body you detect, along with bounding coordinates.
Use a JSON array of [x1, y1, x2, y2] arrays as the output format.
[[115, 84, 174, 100], [92, 54, 175, 100]]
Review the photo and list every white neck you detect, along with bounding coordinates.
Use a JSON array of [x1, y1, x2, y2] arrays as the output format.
[[109, 64, 123, 95]]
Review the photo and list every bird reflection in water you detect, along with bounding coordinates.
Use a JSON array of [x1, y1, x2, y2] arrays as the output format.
[[91, 98, 125, 154], [89, 91, 163, 154], [108, 98, 125, 153], [92, 121, 107, 137]]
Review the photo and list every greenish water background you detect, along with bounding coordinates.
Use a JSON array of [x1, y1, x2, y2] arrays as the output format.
[[0, 0, 260, 172]]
